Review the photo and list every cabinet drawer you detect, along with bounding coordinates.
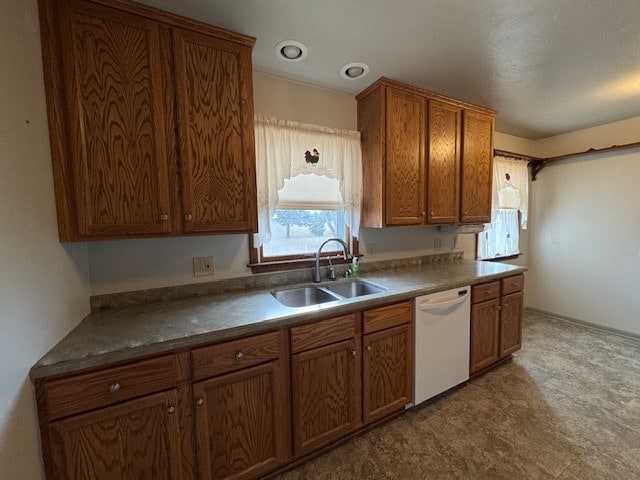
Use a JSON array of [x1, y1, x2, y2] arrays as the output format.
[[363, 301, 413, 334], [192, 331, 280, 381], [45, 355, 177, 420], [502, 274, 524, 295], [291, 314, 358, 354], [472, 281, 500, 304]]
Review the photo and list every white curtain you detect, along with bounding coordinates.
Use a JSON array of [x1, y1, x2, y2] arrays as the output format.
[[477, 209, 520, 259], [492, 155, 529, 229], [254, 116, 362, 247]]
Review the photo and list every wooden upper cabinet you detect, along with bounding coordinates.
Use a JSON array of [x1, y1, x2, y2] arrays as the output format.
[[461, 110, 494, 223], [385, 88, 425, 225], [356, 77, 495, 228], [426, 100, 461, 224], [58, 0, 172, 237], [173, 29, 257, 233], [39, 0, 257, 240]]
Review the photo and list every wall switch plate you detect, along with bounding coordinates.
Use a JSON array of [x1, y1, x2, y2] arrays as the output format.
[[193, 256, 214, 277], [434, 238, 443, 250]]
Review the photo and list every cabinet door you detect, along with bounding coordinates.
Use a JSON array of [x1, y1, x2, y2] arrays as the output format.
[[470, 298, 500, 374], [426, 100, 461, 224], [60, 0, 172, 237], [460, 110, 494, 223], [173, 29, 257, 233], [499, 291, 524, 358], [291, 339, 360, 456], [50, 390, 182, 480], [385, 88, 425, 225], [363, 324, 413, 424], [193, 360, 289, 480]]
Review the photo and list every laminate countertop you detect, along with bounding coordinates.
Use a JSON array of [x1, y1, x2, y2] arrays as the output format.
[[30, 259, 525, 380]]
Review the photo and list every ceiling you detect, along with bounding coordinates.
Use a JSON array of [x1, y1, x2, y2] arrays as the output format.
[[141, 0, 640, 139]]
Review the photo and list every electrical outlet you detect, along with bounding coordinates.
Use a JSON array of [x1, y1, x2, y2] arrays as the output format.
[[434, 238, 443, 250], [193, 256, 214, 277], [365, 243, 376, 256]]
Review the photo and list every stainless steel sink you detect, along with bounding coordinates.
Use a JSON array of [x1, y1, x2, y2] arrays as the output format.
[[271, 286, 340, 308], [272, 280, 386, 307], [325, 279, 386, 298]]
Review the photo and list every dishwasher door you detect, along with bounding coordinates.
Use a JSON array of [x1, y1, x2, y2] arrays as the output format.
[[414, 286, 471, 406]]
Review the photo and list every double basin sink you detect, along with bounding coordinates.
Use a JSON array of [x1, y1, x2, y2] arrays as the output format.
[[272, 279, 386, 308]]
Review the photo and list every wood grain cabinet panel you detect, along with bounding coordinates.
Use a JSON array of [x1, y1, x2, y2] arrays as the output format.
[[173, 29, 257, 234], [291, 339, 360, 457], [470, 275, 525, 375], [58, 0, 172, 237], [356, 78, 495, 229], [499, 291, 524, 358], [49, 390, 183, 480], [384, 88, 425, 225], [461, 110, 494, 223], [40, 0, 257, 240], [193, 360, 289, 480], [426, 100, 461, 224], [363, 323, 413, 424], [470, 298, 500, 374]]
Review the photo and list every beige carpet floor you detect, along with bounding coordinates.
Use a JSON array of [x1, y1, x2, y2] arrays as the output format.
[[276, 311, 640, 480]]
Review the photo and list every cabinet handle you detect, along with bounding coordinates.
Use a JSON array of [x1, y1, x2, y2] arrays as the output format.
[[235, 351, 244, 361], [350, 349, 357, 357], [366, 345, 372, 352], [160, 214, 169, 222], [185, 214, 192, 221], [167, 406, 175, 414], [109, 383, 121, 394], [196, 399, 204, 406]]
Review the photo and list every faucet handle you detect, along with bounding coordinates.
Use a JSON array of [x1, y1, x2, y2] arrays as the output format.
[[327, 257, 336, 280]]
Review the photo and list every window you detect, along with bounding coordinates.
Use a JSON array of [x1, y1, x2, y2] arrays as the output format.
[[262, 173, 346, 258], [250, 117, 362, 271], [477, 156, 529, 260]]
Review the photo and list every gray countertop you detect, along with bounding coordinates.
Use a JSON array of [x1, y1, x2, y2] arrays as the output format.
[[30, 259, 525, 380]]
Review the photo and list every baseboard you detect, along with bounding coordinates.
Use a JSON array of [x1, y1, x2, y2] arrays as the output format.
[[525, 307, 640, 341]]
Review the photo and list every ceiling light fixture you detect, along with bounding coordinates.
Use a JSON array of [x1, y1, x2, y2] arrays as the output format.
[[340, 62, 369, 80], [275, 40, 308, 62]]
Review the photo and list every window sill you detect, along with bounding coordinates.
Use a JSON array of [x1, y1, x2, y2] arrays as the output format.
[[480, 253, 521, 262], [248, 256, 352, 274]]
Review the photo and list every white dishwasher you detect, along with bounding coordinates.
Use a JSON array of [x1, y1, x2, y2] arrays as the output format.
[[414, 286, 471, 406]]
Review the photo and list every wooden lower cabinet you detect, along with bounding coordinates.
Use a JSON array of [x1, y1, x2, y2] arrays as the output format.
[[37, 302, 416, 480], [289, 313, 361, 457], [470, 274, 525, 375], [193, 360, 289, 480], [49, 390, 183, 480], [499, 291, 524, 357], [361, 301, 413, 424], [470, 297, 500, 374], [363, 323, 413, 423]]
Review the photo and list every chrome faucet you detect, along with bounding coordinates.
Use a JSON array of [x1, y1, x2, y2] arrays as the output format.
[[314, 238, 350, 283]]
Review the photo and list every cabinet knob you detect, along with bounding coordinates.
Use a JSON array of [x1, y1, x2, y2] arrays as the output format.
[[109, 383, 121, 394], [160, 214, 169, 222], [496, 305, 502, 311], [350, 350, 357, 357], [366, 345, 372, 352], [167, 406, 175, 414], [235, 351, 244, 361], [185, 214, 192, 221], [420, 211, 426, 216], [463, 211, 468, 216], [196, 399, 204, 406], [429, 211, 434, 216]]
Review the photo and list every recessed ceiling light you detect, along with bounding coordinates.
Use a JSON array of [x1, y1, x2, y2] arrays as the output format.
[[275, 40, 308, 62], [340, 62, 369, 80]]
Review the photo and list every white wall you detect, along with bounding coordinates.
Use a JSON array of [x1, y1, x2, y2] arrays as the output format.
[[527, 122, 640, 335], [0, 1, 91, 478]]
